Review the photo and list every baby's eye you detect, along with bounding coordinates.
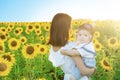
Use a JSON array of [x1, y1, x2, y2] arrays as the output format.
[[84, 34, 88, 37]]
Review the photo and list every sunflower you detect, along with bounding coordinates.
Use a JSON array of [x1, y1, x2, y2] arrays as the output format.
[[108, 37, 118, 48], [94, 41, 103, 51], [14, 27, 23, 36], [44, 23, 50, 31], [114, 25, 120, 32], [69, 29, 74, 38], [69, 37, 75, 42], [21, 77, 27, 80], [94, 31, 100, 38], [39, 36, 44, 41], [35, 29, 41, 35], [26, 24, 34, 32], [0, 52, 16, 66], [8, 23, 14, 29], [25, 29, 30, 34], [45, 36, 50, 44], [100, 58, 112, 71], [34, 23, 41, 30], [20, 36, 27, 44], [92, 37, 99, 43], [8, 38, 21, 50], [0, 42, 5, 52], [6, 27, 12, 33], [0, 27, 7, 34], [0, 58, 12, 76], [38, 45, 48, 55], [0, 33, 7, 42], [38, 78, 46, 80], [22, 44, 37, 59]]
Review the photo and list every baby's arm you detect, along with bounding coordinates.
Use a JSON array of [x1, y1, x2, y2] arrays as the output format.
[[60, 49, 80, 56]]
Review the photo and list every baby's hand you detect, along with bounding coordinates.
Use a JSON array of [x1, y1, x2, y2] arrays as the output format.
[[60, 49, 68, 54], [60, 49, 73, 56]]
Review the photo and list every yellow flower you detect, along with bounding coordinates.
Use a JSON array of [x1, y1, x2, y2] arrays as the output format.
[[0, 42, 5, 52], [35, 29, 41, 35], [0, 59, 12, 76], [94, 41, 102, 51], [0, 33, 7, 42], [108, 37, 118, 48], [94, 31, 100, 38], [100, 58, 112, 71], [0, 52, 16, 66], [8, 38, 21, 50], [39, 36, 44, 41], [45, 36, 50, 44], [8, 23, 14, 29], [69, 29, 74, 38], [22, 44, 37, 59], [0, 27, 7, 34], [14, 27, 23, 36], [26, 24, 34, 32], [20, 36, 27, 44], [6, 27, 12, 33], [44, 23, 50, 31], [34, 23, 41, 30], [38, 45, 48, 55], [38, 78, 46, 80]]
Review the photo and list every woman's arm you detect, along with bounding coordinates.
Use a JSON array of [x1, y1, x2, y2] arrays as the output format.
[[72, 56, 95, 76]]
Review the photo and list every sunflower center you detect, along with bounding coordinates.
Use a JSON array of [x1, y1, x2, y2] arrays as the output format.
[[46, 26, 49, 29], [0, 35, 5, 40], [10, 25, 13, 28], [96, 44, 100, 48], [2, 55, 11, 62], [37, 31, 40, 33], [6, 33, 8, 36], [2, 29, 5, 32], [40, 48, 44, 52], [36, 25, 39, 29], [15, 30, 19, 34], [8, 28, 10, 31], [28, 26, 33, 29], [21, 39, 25, 42], [0, 63, 7, 71], [19, 29, 22, 31], [0, 46, 3, 50], [11, 41, 17, 47], [103, 60, 110, 66], [110, 39, 116, 44], [26, 46, 34, 55]]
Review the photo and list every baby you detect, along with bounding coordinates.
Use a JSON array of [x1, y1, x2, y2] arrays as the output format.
[[61, 23, 96, 80]]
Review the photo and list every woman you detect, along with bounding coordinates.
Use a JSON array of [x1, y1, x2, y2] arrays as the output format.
[[48, 13, 95, 80]]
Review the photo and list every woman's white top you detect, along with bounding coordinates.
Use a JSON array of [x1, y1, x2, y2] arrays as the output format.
[[48, 42, 81, 79]]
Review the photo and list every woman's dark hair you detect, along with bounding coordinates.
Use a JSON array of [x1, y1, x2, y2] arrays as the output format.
[[48, 13, 72, 46]]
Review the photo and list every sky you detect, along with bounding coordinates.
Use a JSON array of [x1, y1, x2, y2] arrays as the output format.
[[0, 0, 120, 22]]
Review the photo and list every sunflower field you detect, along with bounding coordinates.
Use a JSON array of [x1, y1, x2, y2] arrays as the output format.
[[0, 19, 120, 80]]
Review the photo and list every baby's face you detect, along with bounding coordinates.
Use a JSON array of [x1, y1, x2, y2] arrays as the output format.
[[77, 29, 92, 43]]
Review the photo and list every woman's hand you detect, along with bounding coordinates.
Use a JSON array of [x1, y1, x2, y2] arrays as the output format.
[[72, 56, 96, 77]]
